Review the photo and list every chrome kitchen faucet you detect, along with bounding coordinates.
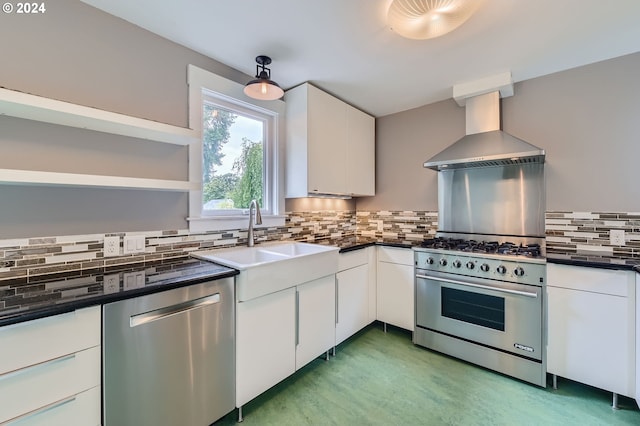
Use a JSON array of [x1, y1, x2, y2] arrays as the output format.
[[247, 199, 263, 247]]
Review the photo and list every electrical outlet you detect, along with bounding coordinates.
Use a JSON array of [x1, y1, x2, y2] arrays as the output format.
[[104, 274, 120, 294], [610, 229, 625, 246], [104, 236, 120, 257], [123, 235, 146, 255]]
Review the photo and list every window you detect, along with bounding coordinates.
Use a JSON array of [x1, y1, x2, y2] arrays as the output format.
[[187, 65, 285, 233], [201, 98, 270, 215]]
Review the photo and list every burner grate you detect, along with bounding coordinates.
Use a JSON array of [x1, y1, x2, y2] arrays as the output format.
[[421, 238, 542, 258]]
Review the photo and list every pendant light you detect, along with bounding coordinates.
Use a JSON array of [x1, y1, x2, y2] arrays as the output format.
[[243, 55, 284, 101], [388, 0, 484, 40]]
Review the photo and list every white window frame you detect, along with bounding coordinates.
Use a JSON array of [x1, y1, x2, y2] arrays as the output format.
[[187, 65, 285, 233]]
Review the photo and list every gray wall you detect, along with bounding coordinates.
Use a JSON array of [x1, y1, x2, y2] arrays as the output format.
[[356, 98, 464, 211], [0, 0, 250, 238], [503, 52, 640, 212], [358, 52, 640, 212]]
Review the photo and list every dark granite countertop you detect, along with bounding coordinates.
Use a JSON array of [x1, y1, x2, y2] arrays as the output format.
[[331, 237, 640, 272], [6, 237, 634, 327], [0, 257, 237, 327], [547, 253, 640, 271], [311, 236, 417, 253], [327, 237, 640, 272]]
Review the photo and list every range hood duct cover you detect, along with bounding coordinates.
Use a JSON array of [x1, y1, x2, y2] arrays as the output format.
[[424, 81, 545, 171]]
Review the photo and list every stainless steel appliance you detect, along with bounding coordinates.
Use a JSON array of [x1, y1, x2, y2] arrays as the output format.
[[416, 79, 547, 387], [103, 277, 235, 426], [414, 237, 547, 386]]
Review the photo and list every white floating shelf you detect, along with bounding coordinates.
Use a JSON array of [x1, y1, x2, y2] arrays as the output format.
[[0, 169, 198, 192], [0, 88, 199, 145]]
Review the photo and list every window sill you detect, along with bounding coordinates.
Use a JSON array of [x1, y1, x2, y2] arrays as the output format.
[[187, 215, 286, 233]]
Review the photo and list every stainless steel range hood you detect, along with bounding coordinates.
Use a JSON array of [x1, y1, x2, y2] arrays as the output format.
[[424, 75, 545, 171]]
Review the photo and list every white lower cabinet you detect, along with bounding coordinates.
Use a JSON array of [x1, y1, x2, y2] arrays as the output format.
[[0, 306, 101, 425], [376, 247, 415, 331], [336, 264, 370, 345], [236, 275, 336, 407], [7, 386, 101, 426], [236, 287, 296, 407], [336, 247, 376, 345], [547, 264, 636, 399], [296, 275, 336, 369]]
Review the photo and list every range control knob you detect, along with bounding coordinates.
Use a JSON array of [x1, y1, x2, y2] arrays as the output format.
[[480, 263, 490, 272], [514, 267, 525, 277], [496, 265, 507, 274], [426, 257, 434, 265], [439, 258, 448, 266], [466, 261, 475, 270], [452, 260, 462, 268]]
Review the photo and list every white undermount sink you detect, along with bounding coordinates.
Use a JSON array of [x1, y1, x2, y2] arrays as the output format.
[[192, 242, 339, 301]]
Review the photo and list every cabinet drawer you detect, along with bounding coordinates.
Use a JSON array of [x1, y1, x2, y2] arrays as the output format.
[[338, 248, 369, 271], [377, 246, 413, 266], [0, 306, 101, 375], [0, 346, 101, 424], [547, 264, 632, 296], [4, 385, 100, 426]]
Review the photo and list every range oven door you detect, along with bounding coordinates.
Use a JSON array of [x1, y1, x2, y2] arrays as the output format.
[[415, 270, 543, 361]]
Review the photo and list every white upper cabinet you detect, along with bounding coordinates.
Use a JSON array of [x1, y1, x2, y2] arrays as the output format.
[[285, 83, 375, 197], [345, 104, 375, 197]]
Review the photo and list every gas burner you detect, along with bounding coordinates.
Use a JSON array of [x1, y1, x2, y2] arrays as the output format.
[[421, 238, 542, 258]]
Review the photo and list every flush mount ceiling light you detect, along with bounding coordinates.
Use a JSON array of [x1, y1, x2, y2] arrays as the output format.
[[243, 55, 284, 101], [388, 0, 484, 40]]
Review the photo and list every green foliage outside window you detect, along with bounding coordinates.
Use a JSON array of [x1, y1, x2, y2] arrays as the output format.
[[202, 103, 264, 210]]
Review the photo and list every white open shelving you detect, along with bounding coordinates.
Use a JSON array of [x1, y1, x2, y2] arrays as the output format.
[[0, 88, 199, 145], [0, 87, 200, 191], [0, 169, 198, 192]]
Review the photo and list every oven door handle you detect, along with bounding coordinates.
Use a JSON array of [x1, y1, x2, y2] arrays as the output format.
[[415, 274, 538, 299]]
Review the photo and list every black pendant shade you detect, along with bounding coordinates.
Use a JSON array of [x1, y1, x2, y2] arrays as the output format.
[[244, 55, 284, 101]]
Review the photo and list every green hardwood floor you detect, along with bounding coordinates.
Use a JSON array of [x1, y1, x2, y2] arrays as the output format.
[[215, 324, 640, 425]]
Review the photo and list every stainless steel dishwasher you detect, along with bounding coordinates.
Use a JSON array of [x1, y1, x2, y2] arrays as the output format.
[[103, 277, 235, 426]]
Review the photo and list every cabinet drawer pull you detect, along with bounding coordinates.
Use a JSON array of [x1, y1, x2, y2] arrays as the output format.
[[3, 395, 76, 424], [335, 277, 339, 325], [130, 293, 220, 327], [0, 353, 76, 382]]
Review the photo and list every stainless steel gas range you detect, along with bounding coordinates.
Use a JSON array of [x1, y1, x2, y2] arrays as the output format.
[[417, 84, 548, 386], [413, 235, 547, 387]]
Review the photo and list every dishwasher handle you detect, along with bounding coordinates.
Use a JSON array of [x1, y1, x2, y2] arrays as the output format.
[[130, 293, 220, 327]]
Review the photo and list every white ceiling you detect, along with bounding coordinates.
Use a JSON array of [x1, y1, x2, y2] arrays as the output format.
[[80, 0, 640, 117]]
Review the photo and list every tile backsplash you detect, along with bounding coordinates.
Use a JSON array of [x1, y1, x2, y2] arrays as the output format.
[[356, 210, 438, 244], [2, 209, 638, 283], [545, 211, 640, 259], [0, 210, 357, 283]]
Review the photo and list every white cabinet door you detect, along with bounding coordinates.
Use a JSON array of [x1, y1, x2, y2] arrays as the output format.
[[236, 287, 296, 407], [307, 85, 347, 195], [0, 346, 101, 425], [336, 264, 370, 345], [296, 275, 336, 369], [0, 306, 100, 375], [547, 264, 636, 398], [284, 83, 375, 197], [377, 247, 415, 332], [7, 386, 101, 426], [345, 104, 375, 196]]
